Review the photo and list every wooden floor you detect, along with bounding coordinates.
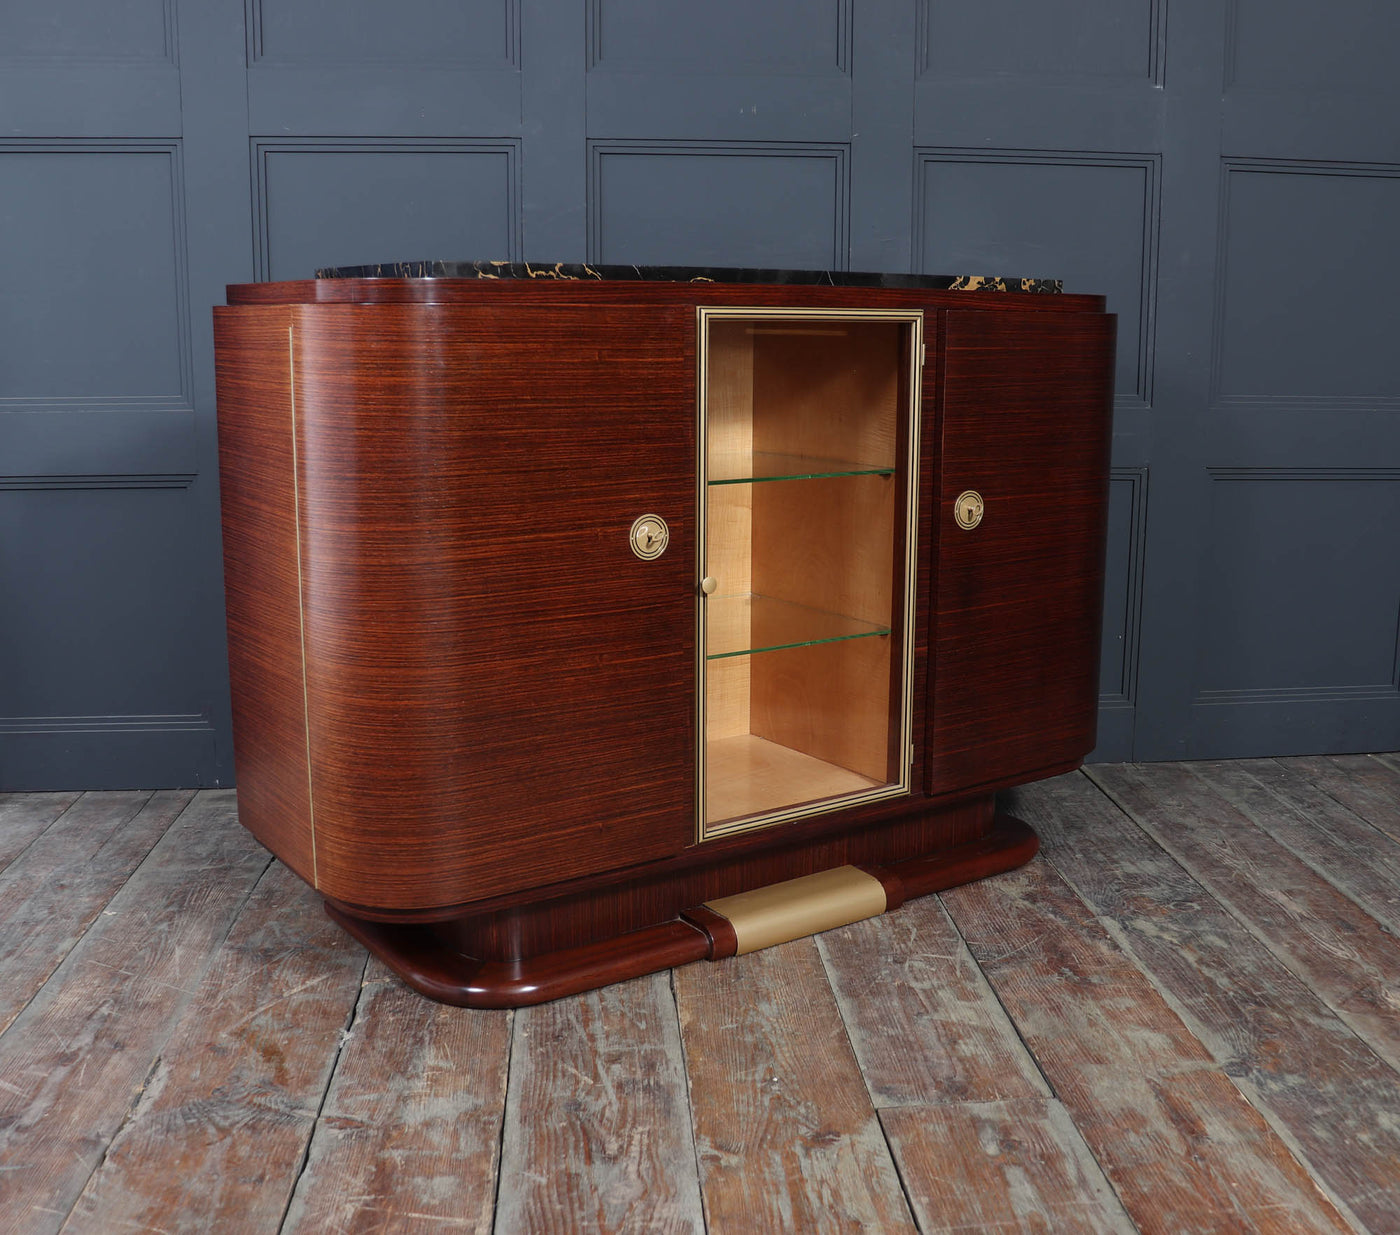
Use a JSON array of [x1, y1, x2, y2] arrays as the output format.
[[2, 756, 1399, 1234]]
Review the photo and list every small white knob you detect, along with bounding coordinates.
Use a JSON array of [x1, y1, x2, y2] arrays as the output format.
[[700, 576, 718, 595]]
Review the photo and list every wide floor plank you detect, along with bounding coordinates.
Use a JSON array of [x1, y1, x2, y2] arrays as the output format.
[[0, 791, 271, 1235], [282, 959, 512, 1235], [818, 895, 1047, 1107], [0, 791, 82, 873], [881, 1099, 1136, 1235], [1009, 771, 1400, 1235], [0, 789, 193, 1035], [59, 863, 366, 1234], [1089, 762, 1400, 1069], [1191, 758, 1400, 932], [941, 857, 1354, 1235], [1278, 754, 1400, 846], [675, 940, 916, 1235], [496, 971, 703, 1235]]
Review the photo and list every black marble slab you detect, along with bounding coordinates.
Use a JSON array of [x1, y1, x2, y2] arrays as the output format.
[[314, 260, 1062, 294]]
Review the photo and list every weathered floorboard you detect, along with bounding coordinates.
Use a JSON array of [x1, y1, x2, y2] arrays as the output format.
[[1278, 754, 1400, 846], [941, 856, 1354, 1235], [818, 895, 1047, 1107], [281, 958, 511, 1235], [1089, 762, 1400, 1070], [1190, 758, 1400, 933], [0, 791, 82, 874], [1009, 771, 1400, 1235], [60, 863, 366, 1234], [881, 1099, 1137, 1235], [496, 971, 704, 1235], [0, 789, 193, 1035], [0, 791, 272, 1235], [674, 940, 916, 1235]]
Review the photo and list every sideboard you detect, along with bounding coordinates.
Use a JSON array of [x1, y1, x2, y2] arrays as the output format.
[[214, 263, 1115, 1006]]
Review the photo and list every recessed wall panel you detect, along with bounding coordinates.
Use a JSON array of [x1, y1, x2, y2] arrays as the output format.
[[1228, 1, 1400, 93], [921, 0, 1158, 81], [0, 146, 184, 401], [1197, 473, 1400, 695], [0, 1, 170, 60], [917, 153, 1157, 404], [255, 141, 519, 281], [1100, 471, 1146, 702], [251, 0, 516, 66], [1215, 165, 1400, 402], [0, 485, 211, 719], [589, 0, 849, 72], [590, 144, 847, 268]]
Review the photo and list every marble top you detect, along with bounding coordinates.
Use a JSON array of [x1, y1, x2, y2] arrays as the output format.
[[315, 260, 1062, 294]]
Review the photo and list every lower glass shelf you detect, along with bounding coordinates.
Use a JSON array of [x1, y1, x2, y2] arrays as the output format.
[[705, 594, 891, 660], [705, 733, 883, 827], [707, 450, 894, 486]]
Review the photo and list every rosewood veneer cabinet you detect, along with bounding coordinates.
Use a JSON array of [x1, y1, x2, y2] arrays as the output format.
[[213, 262, 1115, 1007]]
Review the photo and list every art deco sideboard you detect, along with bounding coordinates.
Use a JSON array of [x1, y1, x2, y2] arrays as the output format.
[[214, 262, 1115, 1006]]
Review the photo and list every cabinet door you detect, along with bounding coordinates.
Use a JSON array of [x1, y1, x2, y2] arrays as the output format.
[[927, 309, 1115, 796], [288, 302, 696, 909]]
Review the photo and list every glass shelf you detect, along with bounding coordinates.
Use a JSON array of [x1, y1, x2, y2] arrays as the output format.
[[706, 594, 891, 660], [707, 450, 894, 486]]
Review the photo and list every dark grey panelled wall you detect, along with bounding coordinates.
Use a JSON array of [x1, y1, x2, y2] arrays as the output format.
[[2, 1, 1398, 789]]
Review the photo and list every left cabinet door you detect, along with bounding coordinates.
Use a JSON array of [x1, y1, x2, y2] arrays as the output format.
[[218, 301, 697, 912]]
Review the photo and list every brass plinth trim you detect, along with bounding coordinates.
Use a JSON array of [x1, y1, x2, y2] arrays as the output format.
[[703, 865, 887, 955]]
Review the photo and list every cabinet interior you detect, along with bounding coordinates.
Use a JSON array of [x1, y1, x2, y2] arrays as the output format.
[[701, 313, 917, 837]]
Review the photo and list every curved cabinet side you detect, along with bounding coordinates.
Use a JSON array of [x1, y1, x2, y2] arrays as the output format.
[[288, 302, 698, 912], [214, 307, 318, 886]]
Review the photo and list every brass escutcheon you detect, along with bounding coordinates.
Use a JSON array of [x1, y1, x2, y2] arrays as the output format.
[[629, 514, 670, 559], [954, 489, 984, 530]]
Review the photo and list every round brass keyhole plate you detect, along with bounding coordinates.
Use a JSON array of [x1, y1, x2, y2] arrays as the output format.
[[954, 490, 985, 530], [629, 514, 670, 559]]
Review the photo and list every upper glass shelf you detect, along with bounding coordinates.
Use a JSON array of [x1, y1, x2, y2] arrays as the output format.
[[707, 450, 894, 486], [706, 594, 891, 660]]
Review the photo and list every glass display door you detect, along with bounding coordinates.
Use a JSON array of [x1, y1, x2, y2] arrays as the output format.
[[697, 308, 924, 840]]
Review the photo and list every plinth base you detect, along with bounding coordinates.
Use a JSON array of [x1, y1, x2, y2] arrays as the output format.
[[326, 812, 1038, 1008]]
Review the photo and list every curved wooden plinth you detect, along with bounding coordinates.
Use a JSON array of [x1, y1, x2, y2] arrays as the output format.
[[326, 812, 1039, 1008]]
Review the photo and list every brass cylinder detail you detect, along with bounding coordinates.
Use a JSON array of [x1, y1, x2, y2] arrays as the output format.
[[702, 865, 888, 955]]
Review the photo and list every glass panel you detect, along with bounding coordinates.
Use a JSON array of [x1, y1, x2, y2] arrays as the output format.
[[705, 594, 890, 659], [708, 450, 894, 486], [699, 309, 921, 840]]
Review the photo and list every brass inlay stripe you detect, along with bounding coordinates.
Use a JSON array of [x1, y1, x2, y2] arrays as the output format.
[[703, 865, 887, 955], [288, 324, 318, 887]]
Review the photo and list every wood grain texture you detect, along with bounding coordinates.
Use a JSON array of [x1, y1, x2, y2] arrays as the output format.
[[0, 790, 191, 1034], [1088, 762, 1400, 1069], [496, 972, 704, 1235], [0, 792, 271, 1235], [1276, 753, 1400, 846], [1007, 770, 1400, 1235], [435, 795, 993, 960], [1189, 758, 1400, 932], [281, 960, 511, 1235], [674, 939, 916, 1234], [289, 302, 697, 910], [214, 306, 317, 889], [929, 309, 1115, 797], [217, 277, 1113, 937], [881, 1099, 1136, 1234], [817, 892, 1048, 1107], [941, 857, 1354, 1235], [61, 862, 366, 1233], [0, 792, 81, 873], [227, 278, 1107, 318]]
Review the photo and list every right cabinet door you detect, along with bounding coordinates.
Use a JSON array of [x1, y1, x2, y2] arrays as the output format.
[[927, 308, 1116, 796]]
